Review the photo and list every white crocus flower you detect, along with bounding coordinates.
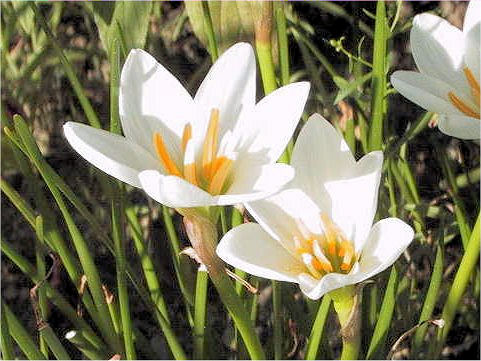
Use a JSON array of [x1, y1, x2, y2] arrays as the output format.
[[217, 114, 414, 299], [391, 1, 480, 139], [64, 43, 310, 207]]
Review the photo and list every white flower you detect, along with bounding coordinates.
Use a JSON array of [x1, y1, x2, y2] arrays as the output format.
[[64, 43, 310, 207], [391, 1, 480, 139], [217, 114, 414, 299]]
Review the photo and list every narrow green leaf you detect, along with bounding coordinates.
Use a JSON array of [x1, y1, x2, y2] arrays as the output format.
[[366, 266, 399, 359], [305, 295, 331, 360], [39, 325, 71, 360], [14, 114, 120, 352], [1, 301, 16, 360], [87, 1, 152, 53], [2, 301, 46, 360], [31, 2, 101, 129], [412, 234, 444, 354], [434, 212, 480, 356]]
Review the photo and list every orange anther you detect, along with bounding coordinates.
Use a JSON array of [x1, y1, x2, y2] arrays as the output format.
[[153, 133, 182, 177]]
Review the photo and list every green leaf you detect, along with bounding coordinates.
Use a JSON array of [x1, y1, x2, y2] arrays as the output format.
[[366, 266, 399, 359], [87, 1, 153, 53]]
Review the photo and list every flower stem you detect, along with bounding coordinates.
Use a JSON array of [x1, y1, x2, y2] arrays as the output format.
[[368, 0, 387, 151], [331, 286, 361, 360], [193, 270, 208, 359], [182, 211, 265, 360]]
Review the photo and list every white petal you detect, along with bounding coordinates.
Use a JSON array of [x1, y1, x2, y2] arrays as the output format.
[[119, 49, 195, 154], [324, 151, 383, 251], [438, 114, 481, 139], [411, 13, 466, 88], [139, 170, 214, 207], [464, 23, 480, 80], [194, 43, 256, 137], [391, 71, 470, 115], [237, 82, 310, 162], [63, 122, 159, 188], [245, 188, 322, 255], [463, 0, 481, 36], [290, 114, 356, 206], [220, 161, 295, 204], [216, 223, 306, 283], [298, 218, 414, 300]]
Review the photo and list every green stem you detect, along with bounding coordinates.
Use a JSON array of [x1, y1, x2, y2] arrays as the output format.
[[182, 212, 265, 360], [193, 270, 208, 359], [162, 205, 195, 314], [305, 295, 331, 360], [435, 212, 480, 356], [331, 286, 361, 360], [275, 4, 289, 86], [368, 0, 387, 151], [272, 280, 282, 359], [112, 190, 136, 359]]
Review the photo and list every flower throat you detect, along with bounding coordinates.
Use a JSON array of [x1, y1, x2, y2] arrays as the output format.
[[294, 213, 357, 279], [153, 109, 233, 195]]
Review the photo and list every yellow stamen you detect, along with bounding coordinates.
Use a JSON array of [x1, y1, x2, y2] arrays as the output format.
[[184, 163, 198, 186], [448, 92, 480, 118], [202, 109, 220, 180], [312, 240, 334, 272], [207, 157, 232, 195], [464, 67, 480, 107], [320, 213, 337, 255], [153, 133, 182, 177], [302, 254, 322, 278], [181, 123, 192, 152]]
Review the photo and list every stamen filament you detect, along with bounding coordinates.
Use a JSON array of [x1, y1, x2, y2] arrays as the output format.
[[302, 253, 322, 278], [153, 133, 182, 177], [202, 109, 220, 180], [181, 123, 192, 152], [464, 67, 480, 106], [207, 157, 232, 195], [448, 92, 480, 118]]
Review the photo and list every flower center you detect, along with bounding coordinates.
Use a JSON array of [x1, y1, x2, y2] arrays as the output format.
[[294, 213, 357, 279], [153, 108, 234, 195], [448, 67, 480, 118]]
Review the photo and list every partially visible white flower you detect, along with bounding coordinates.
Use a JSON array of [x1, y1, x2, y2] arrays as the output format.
[[391, 0, 480, 139], [64, 43, 310, 207], [217, 114, 414, 299]]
